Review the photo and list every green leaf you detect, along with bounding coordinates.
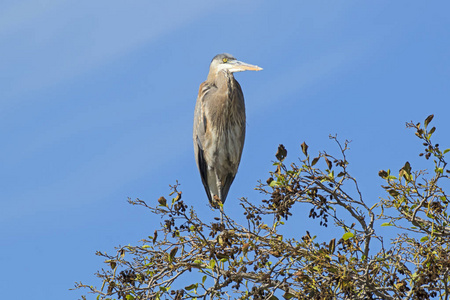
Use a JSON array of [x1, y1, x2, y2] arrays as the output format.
[[152, 230, 158, 244], [169, 247, 178, 261], [216, 252, 229, 260], [126, 295, 135, 300], [311, 157, 320, 166], [185, 283, 198, 291], [328, 170, 334, 180], [172, 192, 181, 204], [424, 114, 434, 128], [269, 180, 280, 187], [328, 238, 335, 254], [209, 259, 216, 269], [388, 189, 400, 197], [275, 144, 287, 161], [420, 236, 429, 243], [402, 161, 411, 175], [381, 223, 393, 227], [378, 170, 388, 178], [158, 196, 167, 207], [202, 275, 207, 285], [443, 148, 450, 154], [283, 292, 295, 299], [105, 260, 116, 270], [301, 142, 308, 156], [325, 156, 332, 170], [342, 232, 354, 240]]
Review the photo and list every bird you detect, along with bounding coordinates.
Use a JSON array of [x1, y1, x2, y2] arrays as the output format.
[[193, 53, 262, 211]]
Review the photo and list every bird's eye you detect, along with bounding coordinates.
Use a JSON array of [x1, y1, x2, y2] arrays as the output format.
[[222, 58, 228, 63]]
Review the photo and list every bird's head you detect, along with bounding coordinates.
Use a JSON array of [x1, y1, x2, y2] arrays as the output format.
[[210, 53, 263, 74]]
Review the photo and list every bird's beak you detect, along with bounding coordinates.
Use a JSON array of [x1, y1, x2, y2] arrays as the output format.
[[228, 60, 263, 73]]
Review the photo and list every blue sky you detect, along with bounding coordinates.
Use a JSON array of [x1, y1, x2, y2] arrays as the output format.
[[1, 1, 449, 298]]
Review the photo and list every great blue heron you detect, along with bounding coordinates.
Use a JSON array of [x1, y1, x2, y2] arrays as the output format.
[[193, 53, 262, 210]]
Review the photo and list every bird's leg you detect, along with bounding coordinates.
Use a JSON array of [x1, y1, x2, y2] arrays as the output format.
[[215, 172, 224, 224], [219, 208, 224, 224], [215, 172, 223, 205]]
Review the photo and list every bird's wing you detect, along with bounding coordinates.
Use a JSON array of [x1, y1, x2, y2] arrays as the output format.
[[233, 79, 246, 162], [193, 82, 214, 205], [195, 136, 214, 205], [219, 173, 235, 205], [218, 80, 245, 204]]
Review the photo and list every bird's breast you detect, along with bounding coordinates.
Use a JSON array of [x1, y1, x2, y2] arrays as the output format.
[[200, 73, 245, 175], [206, 124, 242, 172]]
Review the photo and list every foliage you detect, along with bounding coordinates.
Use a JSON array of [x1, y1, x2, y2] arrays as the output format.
[[75, 115, 450, 299]]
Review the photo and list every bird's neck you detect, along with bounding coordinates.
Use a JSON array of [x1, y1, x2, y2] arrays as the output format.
[[208, 70, 234, 92]]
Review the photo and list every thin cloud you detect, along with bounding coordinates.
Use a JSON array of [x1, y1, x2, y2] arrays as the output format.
[[0, 1, 218, 112], [0, 112, 190, 223]]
